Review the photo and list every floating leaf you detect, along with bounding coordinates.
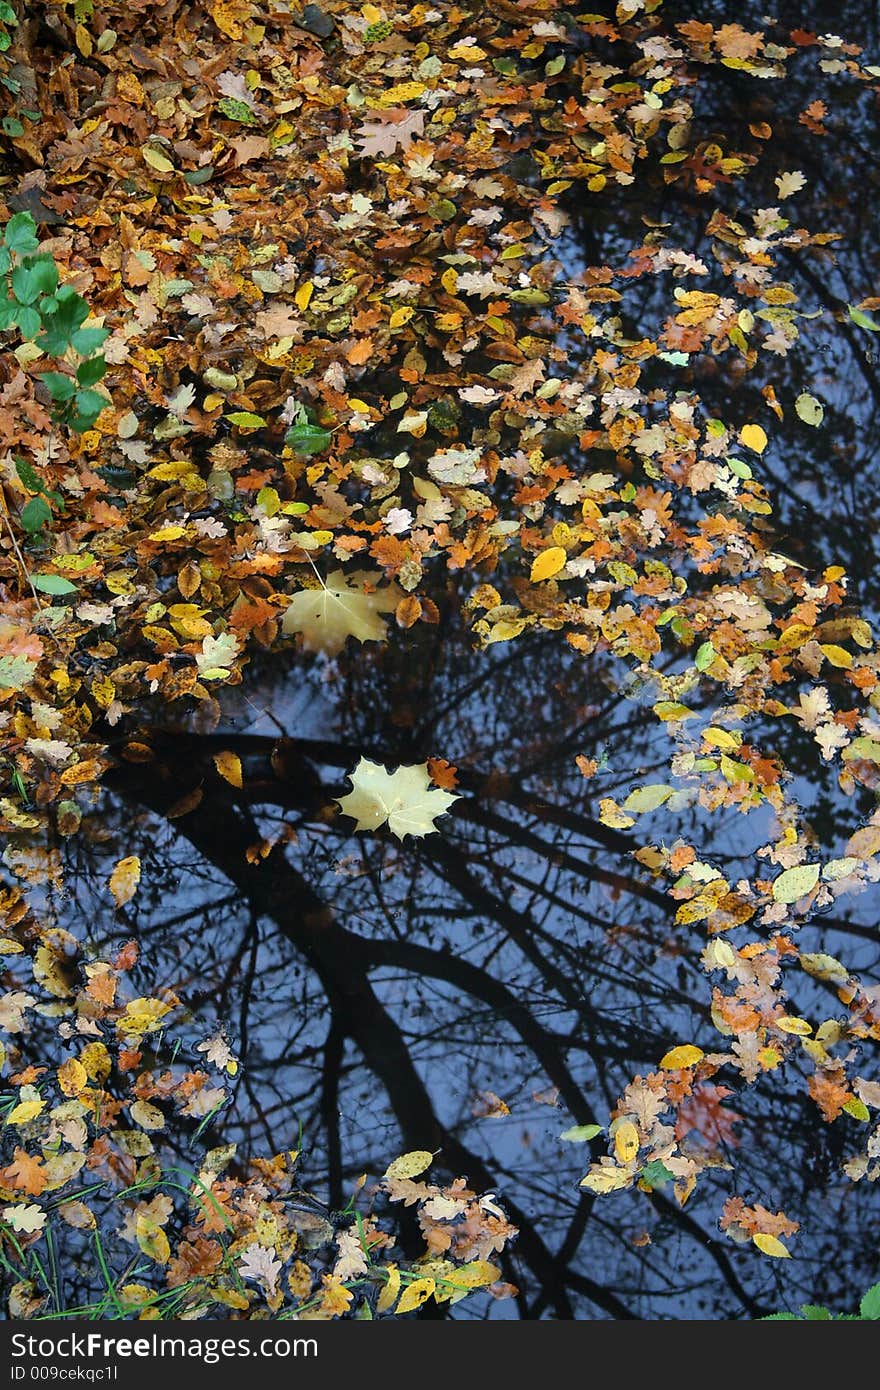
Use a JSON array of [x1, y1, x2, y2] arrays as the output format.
[[753, 1232, 791, 1259], [338, 760, 459, 840], [795, 393, 824, 426], [739, 423, 768, 454], [559, 1124, 602, 1143], [622, 784, 673, 814], [848, 303, 880, 332], [660, 1044, 704, 1070], [384, 1150, 434, 1181], [213, 751, 243, 789], [282, 572, 400, 655], [580, 1166, 633, 1194], [530, 547, 566, 582], [395, 1277, 436, 1313], [109, 855, 141, 908], [772, 863, 821, 904], [613, 1120, 640, 1163]]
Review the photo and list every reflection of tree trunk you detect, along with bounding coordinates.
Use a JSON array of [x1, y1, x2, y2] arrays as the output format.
[[107, 760, 632, 1317], [107, 746, 769, 1318]]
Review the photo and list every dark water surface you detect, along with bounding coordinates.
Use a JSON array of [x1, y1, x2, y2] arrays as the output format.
[[9, 1, 880, 1318]]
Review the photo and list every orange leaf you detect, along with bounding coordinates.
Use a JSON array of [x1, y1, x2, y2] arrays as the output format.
[[213, 751, 243, 789]]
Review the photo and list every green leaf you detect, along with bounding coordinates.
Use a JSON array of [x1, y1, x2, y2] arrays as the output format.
[[772, 862, 821, 905], [14, 304, 40, 339], [76, 355, 107, 387], [23, 254, 58, 296], [226, 411, 266, 429], [800, 1305, 832, 1320], [559, 1124, 602, 1143], [11, 265, 40, 305], [73, 387, 109, 421], [847, 303, 880, 333], [638, 1159, 674, 1190], [3, 212, 39, 254], [70, 326, 109, 355], [0, 655, 37, 691], [795, 392, 824, 427], [31, 573, 78, 595], [14, 456, 42, 494], [860, 1283, 880, 1319], [622, 784, 674, 814], [285, 423, 333, 456], [2, 117, 24, 137], [217, 97, 259, 125], [695, 640, 716, 672], [20, 496, 52, 533], [39, 371, 77, 402]]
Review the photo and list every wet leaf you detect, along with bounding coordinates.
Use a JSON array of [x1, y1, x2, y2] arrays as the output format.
[[772, 863, 821, 904]]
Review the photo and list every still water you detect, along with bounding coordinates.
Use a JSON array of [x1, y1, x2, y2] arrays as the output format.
[[8, 0, 880, 1318]]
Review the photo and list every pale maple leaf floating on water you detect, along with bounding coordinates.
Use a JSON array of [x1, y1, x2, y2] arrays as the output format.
[[282, 570, 400, 655], [337, 758, 460, 839]]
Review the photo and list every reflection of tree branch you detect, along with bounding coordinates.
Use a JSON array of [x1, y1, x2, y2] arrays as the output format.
[[108, 763, 635, 1317]]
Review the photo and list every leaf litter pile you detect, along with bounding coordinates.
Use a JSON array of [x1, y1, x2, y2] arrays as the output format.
[[0, 0, 879, 1318]]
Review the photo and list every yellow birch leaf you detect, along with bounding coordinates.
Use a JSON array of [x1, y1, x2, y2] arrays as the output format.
[[109, 856, 141, 908], [660, 1044, 704, 1070], [213, 751, 243, 789], [130, 1100, 166, 1131], [136, 1213, 170, 1265], [772, 863, 820, 904], [530, 547, 566, 582], [440, 267, 459, 294], [623, 784, 673, 814], [775, 1016, 812, 1035], [448, 1260, 502, 1289], [702, 726, 741, 752], [384, 1150, 434, 1181], [613, 1120, 640, 1163], [57, 1058, 88, 1098], [752, 1232, 791, 1259], [598, 798, 636, 830], [142, 146, 174, 174], [739, 423, 768, 453], [294, 280, 314, 311], [389, 307, 414, 329], [843, 1097, 870, 1122], [5, 1099, 44, 1127], [377, 1264, 401, 1313], [820, 644, 853, 668], [116, 997, 173, 1038], [395, 1277, 436, 1314]]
